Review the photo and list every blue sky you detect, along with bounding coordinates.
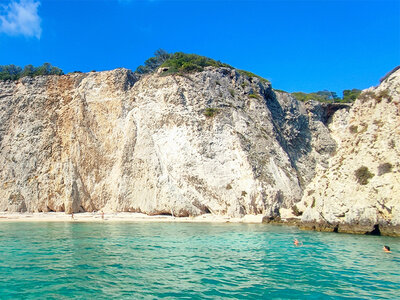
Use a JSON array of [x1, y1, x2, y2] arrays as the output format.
[[0, 0, 399, 95]]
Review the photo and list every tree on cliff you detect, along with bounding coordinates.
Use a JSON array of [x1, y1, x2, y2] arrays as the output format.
[[342, 89, 361, 102], [135, 49, 172, 74], [0, 63, 63, 81]]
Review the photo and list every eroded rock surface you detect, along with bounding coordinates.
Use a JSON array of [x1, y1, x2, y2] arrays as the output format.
[[1, 65, 399, 235], [0, 67, 332, 217], [297, 68, 400, 236]]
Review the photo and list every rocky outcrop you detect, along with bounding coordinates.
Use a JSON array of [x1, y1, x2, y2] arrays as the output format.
[[0, 67, 332, 217], [1, 64, 399, 236], [296, 68, 400, 236]]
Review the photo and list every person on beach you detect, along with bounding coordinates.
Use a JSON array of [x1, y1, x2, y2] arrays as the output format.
[[294, 239, 303, 246], [101, 211, 104, 220], [71, 212, 74, 220], [383, 245, 391, 253]]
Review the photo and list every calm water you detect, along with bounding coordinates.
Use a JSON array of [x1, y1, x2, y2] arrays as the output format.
[[0, 222, 399, 299]]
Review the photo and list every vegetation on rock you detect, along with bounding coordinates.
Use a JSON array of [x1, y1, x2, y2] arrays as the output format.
[[292, 89, 363, 103], [248, 93, 260, 99], [160, 52, 231, 75], [0, 63, 63, 81], [292, 90, 340, 103], [135, 49, 171, 74], [358, 89, 393, 103], [203, 107, 219, 118], [134, 49, 271, 84], [343, 89, 362, 102], [355, 166, 374, 185]]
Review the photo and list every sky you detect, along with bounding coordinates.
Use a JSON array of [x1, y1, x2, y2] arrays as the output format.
[[0, 0, 399, 95]]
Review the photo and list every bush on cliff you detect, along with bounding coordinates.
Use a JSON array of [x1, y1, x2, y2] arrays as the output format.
[[203, 107, 219, 118], [355, 166, 374, 185], [135, 50, 272, 85], [0, 63, 63, 81], [160, 52, 232, 75]]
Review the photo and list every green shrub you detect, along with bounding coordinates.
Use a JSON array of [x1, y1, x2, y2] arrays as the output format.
[[248, 93, 259, 99], [204, 108, 219, 118], [355, 166, 374, 185], [229, 89, 235, 97], [378, 163, 392, 176], [160, 52, 232, 75]]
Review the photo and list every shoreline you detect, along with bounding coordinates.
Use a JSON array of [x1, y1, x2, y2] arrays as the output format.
[[2, 212, 398, 236], [0, 212, 265, 224]]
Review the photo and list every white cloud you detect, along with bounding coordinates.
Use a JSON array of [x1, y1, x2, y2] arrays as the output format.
[[0, 0, 41, 39]]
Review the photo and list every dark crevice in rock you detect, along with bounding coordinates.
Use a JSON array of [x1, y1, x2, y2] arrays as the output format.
[[322, 103, 351, 125], [159, 212, 172, 216], [366, 224, 381, 236], [265, 90, 313, 188], [333, 225, 339, 233]]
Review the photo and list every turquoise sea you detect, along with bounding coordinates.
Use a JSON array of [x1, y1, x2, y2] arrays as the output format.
[[0, 222, 399, 299]]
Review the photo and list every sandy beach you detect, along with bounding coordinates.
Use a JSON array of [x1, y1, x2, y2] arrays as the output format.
[[0, 212, 265, 223]]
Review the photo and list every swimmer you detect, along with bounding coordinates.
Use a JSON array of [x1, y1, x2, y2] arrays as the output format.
[[293, 239, 303, 246], [383, 245, 391, 253]]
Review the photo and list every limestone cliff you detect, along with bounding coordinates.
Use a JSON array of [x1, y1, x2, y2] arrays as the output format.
[[0, 67, 332, 217], [297, 68, 400, 236], [1, 65, 399, 236]]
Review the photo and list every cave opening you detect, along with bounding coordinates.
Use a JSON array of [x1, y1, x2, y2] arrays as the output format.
[[366, 224, 381, 236], [333, 225, 339, 233]]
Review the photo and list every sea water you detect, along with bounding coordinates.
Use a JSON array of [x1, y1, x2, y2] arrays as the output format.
[[0, 222, 399, 299]]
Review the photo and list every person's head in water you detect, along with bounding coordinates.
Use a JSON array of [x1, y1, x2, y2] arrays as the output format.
[[383, 245, 391, 252], [293, 239, 302, 246]]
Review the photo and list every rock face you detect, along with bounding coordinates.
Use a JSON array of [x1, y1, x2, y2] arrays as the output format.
[[0, 65, 399, 236], [0, 67, 333, 217], [298, 68, 400, 236]]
